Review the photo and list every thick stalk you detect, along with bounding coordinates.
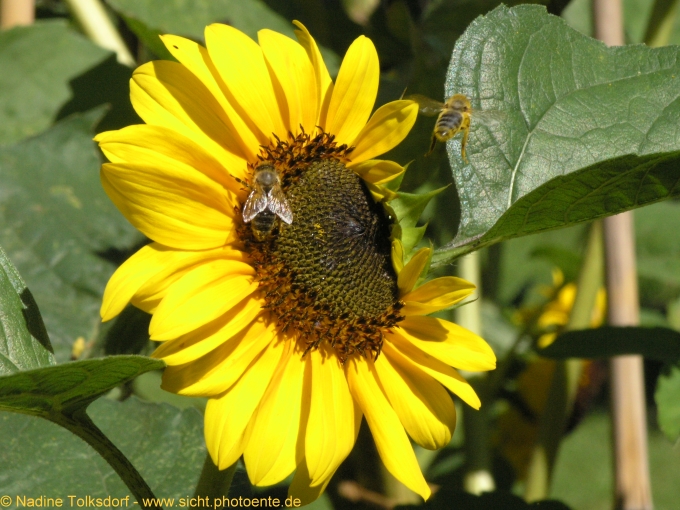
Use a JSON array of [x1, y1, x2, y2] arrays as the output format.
[[0, 0, 34, 28], [456, 251, 496, 494], [593, 0, 653, 507], [603, 213, 653, 510], [63, 0, 135, 66], [524, 221, 604, 501], [193, 456, 237, 500]]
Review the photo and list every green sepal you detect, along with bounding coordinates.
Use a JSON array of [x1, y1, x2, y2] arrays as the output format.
[[390, 185, 449, 229], [393, 223, 428, 258], [384, 161, 411, 192]]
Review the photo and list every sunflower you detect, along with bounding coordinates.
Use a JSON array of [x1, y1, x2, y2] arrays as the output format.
[[96, 21, 496, 502]]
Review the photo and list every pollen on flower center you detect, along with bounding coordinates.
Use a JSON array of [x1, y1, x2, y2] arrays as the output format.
[[239, 131, 404, 361]]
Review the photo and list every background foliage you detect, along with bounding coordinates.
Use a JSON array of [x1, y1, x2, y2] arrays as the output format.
[[1, 0, 680, 509]]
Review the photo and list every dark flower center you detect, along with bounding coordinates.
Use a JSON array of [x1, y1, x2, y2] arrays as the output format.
[[239, 131, 403, 361]]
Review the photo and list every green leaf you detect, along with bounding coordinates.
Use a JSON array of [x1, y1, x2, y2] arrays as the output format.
[[0, 356, 165, 502], [436, 4, 680, 262], [635, 201, 680, 305], [391, 187, 448, 229], [0, 108, 142, 362], [0, 246, 54, 376], [540, 326, 680, 362], [0, 355, 163, 416], [396, 224, 428, 256], [395, 488, 571, 509], [551, 411, 680, 509], [656, 363, 680, 442], [119, 14, 175, 61], [107, 0, 340, 73], [0, 397, 205, 499], [0, 20, 112, 145]]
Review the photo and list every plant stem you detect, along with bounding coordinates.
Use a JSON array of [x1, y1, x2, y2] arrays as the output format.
[[524, 221, 604, 501], [603, 213, 653, 510], [193, 455, 237, 500], [593, 0, 653, 506], [51, 409, 160, 509], [0, 0, 34, 28], [63, 0, 135, 66]]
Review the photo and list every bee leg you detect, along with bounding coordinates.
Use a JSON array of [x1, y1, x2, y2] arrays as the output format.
[[460, 121, 471, 163], [424, 133, 437, 157]]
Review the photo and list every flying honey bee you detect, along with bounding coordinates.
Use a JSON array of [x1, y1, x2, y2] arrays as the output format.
[[407, 93, 502, 161], [241, 163, 293, 241]]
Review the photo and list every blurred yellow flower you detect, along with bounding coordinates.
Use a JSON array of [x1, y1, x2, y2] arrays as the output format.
[[498, 269, 606, 478], [96, 21, 496, 502]]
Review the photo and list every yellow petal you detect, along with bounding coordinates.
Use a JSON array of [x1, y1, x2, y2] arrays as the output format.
[[204, 339, 285, 469], [350, 100, 419, 164], [346, 357, 431, 500], [397, 247, 431, 296], [101, 243, 179, 321], [159, 34, 261, 161], [205, 24, 286, 141], [306, 345, 361, 485], [293, 21, 333, 127], [258, 29, 317, 133], [325, 36, 378, 145], [101, 162, 237, 250], [375, 352, 456, 450], [132, 246, 248, 315], [401, 277, 476, 316], [149, 259, 256, 340], [151, 297, 262, 365], [396, 316, 496, 372], [383, 337, 481, 409], [161, 318, 277, 396], [130, 61, 248, 173], [351, 159, 405, 185], [96, 125, 244, 194], [244, 344, 307, 486]]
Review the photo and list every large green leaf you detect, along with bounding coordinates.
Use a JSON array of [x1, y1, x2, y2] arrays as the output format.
[[551, 411, 680, 509], [540, 326, 680, 362], [0, 21, 114, 145], [0, 108, 142, 362], [0, 397, 205, 501], [0, 247, 53, 376], [0, 356, 165, 503], [434, 5, 680, 263], [106, 0, 340, 73], [0, 355, 163, 416]]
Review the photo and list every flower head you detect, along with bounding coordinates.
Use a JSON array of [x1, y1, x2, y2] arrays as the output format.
[[96, 21, 496, 502]]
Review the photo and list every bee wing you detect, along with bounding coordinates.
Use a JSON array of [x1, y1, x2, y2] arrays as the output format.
[[405, 94, 445, 117], [242, 190, 268, 223], [267, 184, 294, 224], [472, 109, 507, 129]]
